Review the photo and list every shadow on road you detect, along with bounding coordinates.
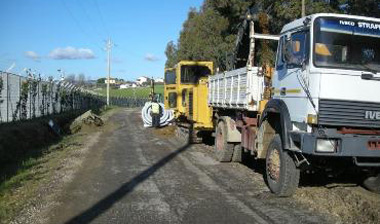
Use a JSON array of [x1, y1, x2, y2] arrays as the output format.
[[242, 154, 361, 189], [65, 126, 194, 224]]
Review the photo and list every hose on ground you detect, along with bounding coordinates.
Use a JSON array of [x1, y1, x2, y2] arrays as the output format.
[[141, 102, 174, 127]]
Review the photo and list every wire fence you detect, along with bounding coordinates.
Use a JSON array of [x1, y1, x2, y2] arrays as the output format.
[[109, 97, 149, 107], [0, 71, 149, 124]]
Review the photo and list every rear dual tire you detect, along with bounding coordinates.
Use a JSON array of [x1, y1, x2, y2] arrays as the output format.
[[214, 121, 234, 162]]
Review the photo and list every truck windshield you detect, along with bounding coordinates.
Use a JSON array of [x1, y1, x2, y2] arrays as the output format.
[[165, 71, 176, 84], [314, 17, 380, 73], [180, 65, 211, 84]]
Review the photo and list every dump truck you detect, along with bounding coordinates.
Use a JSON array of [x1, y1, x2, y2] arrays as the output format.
[[165, 13, 380, 196]]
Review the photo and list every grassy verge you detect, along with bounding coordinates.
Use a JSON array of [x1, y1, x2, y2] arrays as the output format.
[[0, 111, 84, 178], [0, 107, 116, 223], [0, 133, 84, 223]]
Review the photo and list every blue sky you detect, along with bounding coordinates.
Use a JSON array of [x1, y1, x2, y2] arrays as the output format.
[[0, 0, 203, 81]]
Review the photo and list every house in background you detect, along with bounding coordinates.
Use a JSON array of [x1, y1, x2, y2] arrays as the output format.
[[119, 82, 139, 89], [136, 76, 151, 85], [119, 84, 130, 89], [155, 78, 164, 83], [104, 78, 116, 84]]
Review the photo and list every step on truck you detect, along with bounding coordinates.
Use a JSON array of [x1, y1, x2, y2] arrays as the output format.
[[209, 13, 380, 196]]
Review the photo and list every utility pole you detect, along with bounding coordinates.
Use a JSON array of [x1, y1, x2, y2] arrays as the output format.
[[302, 0, 306, 17], [105, 38, 113, 106]]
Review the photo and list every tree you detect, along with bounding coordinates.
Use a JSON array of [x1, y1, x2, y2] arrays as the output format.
[[97, 78, 106, 84], [165, 0, 378, 70], [343, 0, 380, 17], [176, 6, 233, 70], [165, 41, 178, 68]]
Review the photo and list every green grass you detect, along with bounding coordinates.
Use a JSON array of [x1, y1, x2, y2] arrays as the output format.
[[0, 137, 73, 223], [0, 107, 116, 223], [95, 84, 164, 98]]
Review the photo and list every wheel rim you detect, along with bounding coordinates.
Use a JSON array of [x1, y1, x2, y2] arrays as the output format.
[[268, 148, 281, 182], [216, 127, 224, 151]]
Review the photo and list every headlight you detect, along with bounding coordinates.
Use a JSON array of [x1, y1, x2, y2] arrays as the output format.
[[316, 139, 337, 153]]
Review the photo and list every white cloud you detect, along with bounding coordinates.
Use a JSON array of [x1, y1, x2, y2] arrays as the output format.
[[48, 47, 95, 60], [144, 53, 159, 62], [24, 51, 40, 61]]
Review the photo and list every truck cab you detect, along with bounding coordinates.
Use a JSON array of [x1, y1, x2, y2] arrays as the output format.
[[262, 13, 380, 195], [271, 13, 380, 159]]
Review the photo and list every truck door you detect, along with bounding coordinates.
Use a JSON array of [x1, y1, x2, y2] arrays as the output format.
[[274, 30, 311, 123]]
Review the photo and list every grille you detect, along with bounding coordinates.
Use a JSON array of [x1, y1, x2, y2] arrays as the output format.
[[319, 99, 380, 128]]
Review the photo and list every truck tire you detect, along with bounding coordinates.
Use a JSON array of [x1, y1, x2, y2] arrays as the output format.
[[265, 134, 300, 197], [232, 144, 243, 163], [363, 174, 380, 194], [214, 121, 234, 162]]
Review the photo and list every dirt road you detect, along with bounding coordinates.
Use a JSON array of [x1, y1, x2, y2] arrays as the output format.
[[38, 108, 335, 224]]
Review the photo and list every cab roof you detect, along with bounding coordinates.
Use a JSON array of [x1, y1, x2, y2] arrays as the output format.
[[280, 13, 380, 34]]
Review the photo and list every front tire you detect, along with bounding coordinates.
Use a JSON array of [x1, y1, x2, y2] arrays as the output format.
[[232, 144, 243, 163], [214, 121, 234, 162], [265, 134, 300, 197], [363, 173, 380, 194]]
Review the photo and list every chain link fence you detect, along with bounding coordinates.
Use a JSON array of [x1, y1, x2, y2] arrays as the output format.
[[0, 71, 106, 123], [109, 97, 149, 107], [0, 72, 150, 123]]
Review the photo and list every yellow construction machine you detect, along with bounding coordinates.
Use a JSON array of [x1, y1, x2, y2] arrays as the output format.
[[164, 60, 214, 141]]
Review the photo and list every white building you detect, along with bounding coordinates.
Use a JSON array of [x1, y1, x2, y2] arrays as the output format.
[[155, 78, 164, 83], [119, 84, 130, 89], [136, 76, 151, 85], [104, 78, 116, 84]]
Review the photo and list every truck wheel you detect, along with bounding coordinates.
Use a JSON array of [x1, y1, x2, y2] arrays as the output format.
[[265, 134, 300, 197], [214, 121, 234, 162], [363, 174, 380, 194], [232, 144, 242, 163]]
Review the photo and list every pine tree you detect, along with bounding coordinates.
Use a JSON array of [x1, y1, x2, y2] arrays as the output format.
[[165, 0, 379, 70]]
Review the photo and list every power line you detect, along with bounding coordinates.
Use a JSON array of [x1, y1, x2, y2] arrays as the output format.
[[92, 0, 110, 36], [60, 0, 103, 49], [75, 0, 104, 39]]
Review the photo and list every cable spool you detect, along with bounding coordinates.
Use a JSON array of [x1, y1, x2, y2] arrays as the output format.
[[141, 102, 174, 127]]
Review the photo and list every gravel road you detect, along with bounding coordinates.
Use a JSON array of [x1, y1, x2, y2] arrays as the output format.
[[46, 108, 334, 224]]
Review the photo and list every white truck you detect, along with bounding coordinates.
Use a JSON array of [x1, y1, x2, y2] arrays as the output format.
[[208, 13, 380, 196]]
